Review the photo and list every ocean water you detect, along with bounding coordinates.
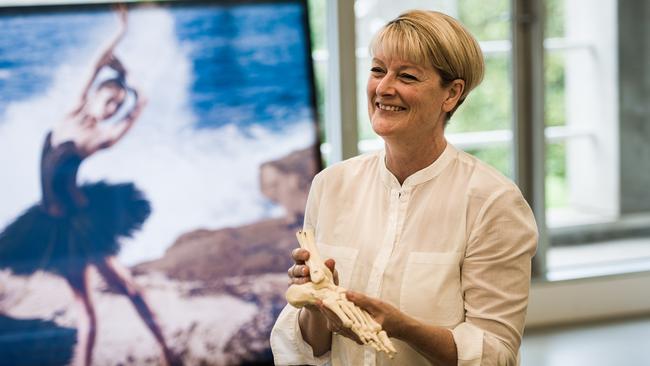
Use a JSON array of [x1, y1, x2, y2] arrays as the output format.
[[0, 2, 317, 265]]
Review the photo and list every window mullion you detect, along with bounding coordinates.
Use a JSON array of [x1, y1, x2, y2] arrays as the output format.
[[512, 0, 548, 279], [325, 0, 358, 163]]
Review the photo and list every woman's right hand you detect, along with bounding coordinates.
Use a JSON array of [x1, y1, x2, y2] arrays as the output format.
[[288, 248, 338, 286], [290, 248, 362, 345]]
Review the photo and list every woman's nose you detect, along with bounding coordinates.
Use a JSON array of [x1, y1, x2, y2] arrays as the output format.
[[375, 75, 396, 96]]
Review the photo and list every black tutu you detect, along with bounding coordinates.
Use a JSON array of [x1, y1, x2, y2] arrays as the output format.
[[0, 181, 150, 275]]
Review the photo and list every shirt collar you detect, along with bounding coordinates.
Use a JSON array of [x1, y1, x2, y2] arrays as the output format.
[[379, 142, 457, 189]]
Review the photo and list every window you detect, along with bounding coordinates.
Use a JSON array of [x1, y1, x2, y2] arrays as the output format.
[[308, 0, 650, 279], [544, 0, 619, 228]]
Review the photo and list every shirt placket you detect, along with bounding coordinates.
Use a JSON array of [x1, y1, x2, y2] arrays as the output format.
[[363, 186, 410, 366]]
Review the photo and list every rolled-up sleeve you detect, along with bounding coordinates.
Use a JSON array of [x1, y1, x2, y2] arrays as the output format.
[[453, 187, 538, 366], [270, 305, 331, 365]]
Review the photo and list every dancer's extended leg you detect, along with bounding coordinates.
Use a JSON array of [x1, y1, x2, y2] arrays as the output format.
[[95, 256, 179, 366], [66, 266, 96, 366]]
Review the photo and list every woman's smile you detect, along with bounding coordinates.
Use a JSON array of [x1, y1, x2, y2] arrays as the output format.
[[375, 102, 406, 112]]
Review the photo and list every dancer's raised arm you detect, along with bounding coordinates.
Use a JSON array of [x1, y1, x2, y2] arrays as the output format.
[[81, 83, 147, 154], [70, 5, 128, 115]]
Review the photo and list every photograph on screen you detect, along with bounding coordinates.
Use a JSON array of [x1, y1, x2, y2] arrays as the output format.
[[0, 1, 319, 364]]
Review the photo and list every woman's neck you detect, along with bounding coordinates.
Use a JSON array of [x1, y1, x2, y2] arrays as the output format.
[[384, 134, 447, 185]]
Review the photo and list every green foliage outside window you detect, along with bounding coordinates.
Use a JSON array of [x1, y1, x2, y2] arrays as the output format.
[[458, 0, 510, 40], [544, 0, 568, 208], [457, 0, 568, 207]]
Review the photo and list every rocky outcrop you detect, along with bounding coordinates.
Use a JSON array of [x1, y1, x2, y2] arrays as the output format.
[[135, 218, 301, 283], [259, 147, 318, 219], [133, 146, 317, 364], [136, 147, 317, 282]]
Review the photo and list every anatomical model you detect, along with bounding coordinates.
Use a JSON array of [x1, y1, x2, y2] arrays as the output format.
[[285, 229, 397, 358]]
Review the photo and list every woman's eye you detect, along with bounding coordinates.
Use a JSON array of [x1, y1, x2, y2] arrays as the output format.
[[400, 73, 418, 81], [370, 67, 385, 73]]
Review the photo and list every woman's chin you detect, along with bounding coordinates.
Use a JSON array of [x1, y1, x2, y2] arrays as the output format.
[[371, 123, 399, 139]]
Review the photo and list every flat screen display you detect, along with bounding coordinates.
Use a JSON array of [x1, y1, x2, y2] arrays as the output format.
[[0, 1, 319, 364]]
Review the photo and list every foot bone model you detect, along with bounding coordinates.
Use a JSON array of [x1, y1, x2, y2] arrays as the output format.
[[285, 229, 397, 358]]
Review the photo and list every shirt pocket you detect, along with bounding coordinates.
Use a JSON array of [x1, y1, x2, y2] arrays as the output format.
[[399, 251, 464, 327], [317, 243, 359, 289]]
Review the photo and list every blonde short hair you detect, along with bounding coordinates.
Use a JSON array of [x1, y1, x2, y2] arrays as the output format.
[[370, 10, 485, 120]]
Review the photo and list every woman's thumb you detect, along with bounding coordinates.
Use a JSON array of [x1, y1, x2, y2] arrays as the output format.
[[324, 258, 339, 285], [324, 258, 336, 272]]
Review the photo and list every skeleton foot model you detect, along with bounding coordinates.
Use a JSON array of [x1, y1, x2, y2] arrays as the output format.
[[285, 229, 397, 358]]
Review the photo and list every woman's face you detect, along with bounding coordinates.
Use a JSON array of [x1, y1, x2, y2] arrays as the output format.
[[367, 52, 455, 142], [87, 86, 126, 121]]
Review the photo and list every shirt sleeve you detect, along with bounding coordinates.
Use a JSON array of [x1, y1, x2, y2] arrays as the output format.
[[270, 305, 331, 365], [303, 171, 324, 231], [452, 187, 538, 366], [270, 172, 330, 365]]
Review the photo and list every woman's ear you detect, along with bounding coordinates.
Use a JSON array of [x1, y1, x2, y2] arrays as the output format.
[[442, 79, 465, 113]]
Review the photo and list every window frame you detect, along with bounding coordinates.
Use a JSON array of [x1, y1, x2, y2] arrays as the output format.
[[316, 0, 641, 281]]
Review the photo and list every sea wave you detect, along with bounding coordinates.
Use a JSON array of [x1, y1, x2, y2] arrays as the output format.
[[0, 6, 316, 265]]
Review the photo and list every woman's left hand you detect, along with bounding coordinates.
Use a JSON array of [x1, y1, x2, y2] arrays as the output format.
[[315, 302, 363, 345], [345, 290, 407, 339]]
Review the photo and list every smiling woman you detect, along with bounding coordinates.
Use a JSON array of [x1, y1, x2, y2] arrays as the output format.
[[365, 10, 485, 185], [368, 9, 484, 121], [367, 56, 449, 142], [272, 9, 538, 366]]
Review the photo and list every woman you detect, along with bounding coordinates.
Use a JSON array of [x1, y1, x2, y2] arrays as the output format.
[[271, 10, 538, 366], [0, 8, 178, 366]]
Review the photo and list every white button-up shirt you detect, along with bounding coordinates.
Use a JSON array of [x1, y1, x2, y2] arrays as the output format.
[[271, 143, 538, 366]]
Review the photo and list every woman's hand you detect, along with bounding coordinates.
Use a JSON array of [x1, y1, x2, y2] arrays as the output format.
[[288, 248, 362, 350], [347, 290, 458, 365], [346, 290, 407, 339], [287, 248, 338, 286], [315, 302, 363, 345]]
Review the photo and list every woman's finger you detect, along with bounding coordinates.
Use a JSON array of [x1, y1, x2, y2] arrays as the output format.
[[318, 303, 363, 345], [346, 291, 375, 312], [288, 264, 310, 278], [291, 248, 310, 262], [293, 264, 310, 277]]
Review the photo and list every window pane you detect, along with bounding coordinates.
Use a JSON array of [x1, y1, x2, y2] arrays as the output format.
[[458, 0, 510, 41], [544, 0, 619, 230], [544, 51, 566, 128], [447, 55, 512, 133], [465, 145, 513, 178], [545, 142, 568, 209], [545, 0, 565, 38]]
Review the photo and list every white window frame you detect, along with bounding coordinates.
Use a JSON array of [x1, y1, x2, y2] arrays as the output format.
[[318, 0, 629, 278], [317, 0, 650, 328]]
